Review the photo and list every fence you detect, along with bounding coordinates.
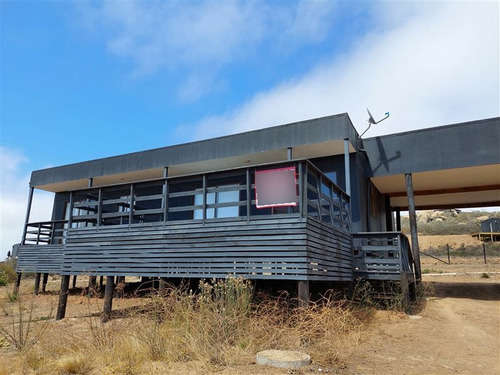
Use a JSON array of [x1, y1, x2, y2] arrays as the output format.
[[421, 242, 500, 264]]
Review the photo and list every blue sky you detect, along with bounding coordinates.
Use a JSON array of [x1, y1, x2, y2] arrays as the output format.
[[1, 1, 499, 259]]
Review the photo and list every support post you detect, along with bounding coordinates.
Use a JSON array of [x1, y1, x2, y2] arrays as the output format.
[[343, 139, 351, 196], [99, 276, 104, 289], [102, 276, 115, 323], [21, 187, 35, 245], [297, 280, 309, 308], [42, 273, 49, 292], [56, 275, 71, 320], [72, 275, 77, 289], [89, 276, 97, 295], [405, 173, 421, 282], [158, 277, 167, 294], [34, 273, 41, 295], [483, 243, 487, 264], [400, 272, 411, 313], [396, 208, 401, 232], [13, 273, 22, 296], [447, 244, 451, 264]]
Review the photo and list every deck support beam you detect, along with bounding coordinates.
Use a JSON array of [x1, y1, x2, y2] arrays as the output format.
[[159, 277, 167, 294], [42, 273, 48, 292], [13, 273, 22, 296], [102, 276, 115, 323], [56, 275, 71, 320], [297, 280, 309, 308], [34, 273, 41, 295], [405, 173, 422, 282]]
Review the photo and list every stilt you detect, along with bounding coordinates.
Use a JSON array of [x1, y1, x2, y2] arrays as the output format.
[[34, 273, 41, 295], [297, 280, 309, 308], [400, 272, 411, 313], [158, 277, 167, 294], [13, 273, 22, 296], [88, 275, 97, 295], [99, 276, 104, 289], [102, 276, 115, 323], [56, 275, 71, 320], [72, 275, 77, 289], [42, 273, 49, 292], [405, 173, 422, 282]]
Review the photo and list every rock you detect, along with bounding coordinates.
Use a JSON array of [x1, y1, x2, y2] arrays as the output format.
[[256, 350, 311, 369]]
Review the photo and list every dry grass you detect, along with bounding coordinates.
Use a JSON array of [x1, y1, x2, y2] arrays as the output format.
[[0, 277, 369, 374]]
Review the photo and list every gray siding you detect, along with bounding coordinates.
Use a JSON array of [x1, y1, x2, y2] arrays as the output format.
[[16, 216, 352, 281], [31, 113, 358, 187]]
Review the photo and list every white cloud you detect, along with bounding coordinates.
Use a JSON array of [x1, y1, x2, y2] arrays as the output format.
[[77, 0, 338, 98], [184, 2, 499, 139], [0, 147, 53, 260]]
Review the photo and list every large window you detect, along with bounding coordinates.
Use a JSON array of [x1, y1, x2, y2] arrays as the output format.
[[194, 185, 240, 219]]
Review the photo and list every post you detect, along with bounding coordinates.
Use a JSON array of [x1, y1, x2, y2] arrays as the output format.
[[400, 272, 411, 313], [483, 243, 487, 264], [13, 273, 22, 296], [72, 275, 77, 289], [34, 273, 41, 295], [405, 173, 421, 282], [102, 276, 115, 323], [297, 280, 309, 308], [343, 138, 351, 196], [42, 273, 49, 292], [21, 187, 35, 245], [395, 208, 401, 232], [89, 276, 97, 295], [447, 244, 451, 264], [162, 167, 168, 223], [56, 275, 71, 320], [159, 277, 167, 294]]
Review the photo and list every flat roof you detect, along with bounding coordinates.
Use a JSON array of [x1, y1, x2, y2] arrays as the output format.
[[364, 117, 500, 209], [31, 113, 359, 192]]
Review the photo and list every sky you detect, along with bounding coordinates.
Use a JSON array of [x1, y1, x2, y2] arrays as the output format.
[[1, 0, 499, 260]]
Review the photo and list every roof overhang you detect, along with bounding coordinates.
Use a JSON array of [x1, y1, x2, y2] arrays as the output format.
[[364, 117, 500, 210], [371, 164, 500, 210], [33, 113, 358, 192]]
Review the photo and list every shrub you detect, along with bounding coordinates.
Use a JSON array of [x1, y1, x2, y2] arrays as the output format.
[[0, 260, 17, 286]]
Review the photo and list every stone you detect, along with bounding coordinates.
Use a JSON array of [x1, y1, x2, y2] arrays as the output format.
[[256, 350, 311, 369]]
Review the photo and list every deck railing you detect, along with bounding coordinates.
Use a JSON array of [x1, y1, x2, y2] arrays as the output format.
[[22, 160, 350, 245], [351, 232, 414, 280]]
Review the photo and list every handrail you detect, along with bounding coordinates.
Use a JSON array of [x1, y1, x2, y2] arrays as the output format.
[[22, 160, 352, 244]]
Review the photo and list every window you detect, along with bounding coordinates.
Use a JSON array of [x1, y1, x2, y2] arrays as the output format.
[[255, 166, 298, 208], [194, 185, 240, 219]]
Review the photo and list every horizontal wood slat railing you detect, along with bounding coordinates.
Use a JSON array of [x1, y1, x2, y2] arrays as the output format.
[[352, 232, 414, 281], [17, 160, 353, 282]]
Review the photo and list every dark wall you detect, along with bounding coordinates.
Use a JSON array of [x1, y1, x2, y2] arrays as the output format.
[[363, 117, 500, 177]]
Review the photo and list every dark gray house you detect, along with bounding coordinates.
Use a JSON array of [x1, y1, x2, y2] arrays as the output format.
[[14, 113, 500, 319]]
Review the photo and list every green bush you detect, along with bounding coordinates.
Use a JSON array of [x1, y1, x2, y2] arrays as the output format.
[[0, 259, 17, 286]]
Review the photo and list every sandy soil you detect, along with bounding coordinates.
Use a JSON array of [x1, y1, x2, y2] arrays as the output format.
[[1, 260, 499, 375], [417, 234, 485, 250]]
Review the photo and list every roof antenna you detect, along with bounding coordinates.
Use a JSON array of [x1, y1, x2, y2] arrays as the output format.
[[359, 108, 390, 138]]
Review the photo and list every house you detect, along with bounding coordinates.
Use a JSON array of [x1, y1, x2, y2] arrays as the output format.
[[13, 113, 500, 320]]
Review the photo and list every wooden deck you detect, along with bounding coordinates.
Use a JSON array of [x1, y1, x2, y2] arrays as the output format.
[[17, 216, 352, 281], [17, 160, 353, 282]]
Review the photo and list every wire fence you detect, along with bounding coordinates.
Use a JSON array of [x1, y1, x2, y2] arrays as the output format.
[[421, 242, 500, 264]]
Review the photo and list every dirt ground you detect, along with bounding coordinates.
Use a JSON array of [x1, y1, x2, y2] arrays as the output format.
[[1, 257, 499, 375]]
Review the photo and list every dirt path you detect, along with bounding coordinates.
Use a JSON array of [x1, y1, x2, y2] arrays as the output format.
[[346, 279, 500, 375]]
